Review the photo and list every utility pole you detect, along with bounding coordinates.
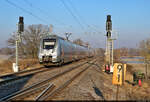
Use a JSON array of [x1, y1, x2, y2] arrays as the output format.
[[13, 16, 24, 72], [49, 24, 53, 33], [145, 58, 149, 80], [110, 37, 117, 66], [112, 39, 114, 66]]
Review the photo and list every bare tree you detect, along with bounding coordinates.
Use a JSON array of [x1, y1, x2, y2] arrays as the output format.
[[139, 39, 150, 59], [94, 48, 105, 56], [0, 47, 14, 55], [114, 48, 121, 61], [7, 24, 49, 58], [114, 47, 129, 62], [128, 48, 140, 56], [73, 38, 84, 46], [120, 47, 129, 56]]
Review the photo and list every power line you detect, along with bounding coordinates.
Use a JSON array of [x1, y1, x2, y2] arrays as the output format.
[[67, 0, 102, 35], [23, 0, 65, 25], [5, 0, 48, 24], [88, 25, 103, 34], [67, 0, 87, 26], [60, 0, 84, 29], [23, 0, 32, 7]]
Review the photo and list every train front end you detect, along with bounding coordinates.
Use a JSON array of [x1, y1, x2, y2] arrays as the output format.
[[38, 36, 60, 65]]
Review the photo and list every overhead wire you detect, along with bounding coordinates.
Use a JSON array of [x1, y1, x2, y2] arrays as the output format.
[[23, 0, 32, 7], [67, 0, 87, 26], [66, 0, 104, 48], [6, 0, 102, 36], [60, 0, 84, 29], [67, 0, 102, 35], [5, 0, 50, 24], [23, 0, 66, 25], [5, 0, 48, 24]]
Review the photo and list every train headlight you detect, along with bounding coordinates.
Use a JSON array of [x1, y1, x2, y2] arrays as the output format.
[[39, 53, 44, 58], [39, 54, 42, 59], [52, 55, 57, 58]]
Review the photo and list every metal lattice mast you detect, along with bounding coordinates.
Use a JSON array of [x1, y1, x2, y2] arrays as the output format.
[[105, 15, 112, 65]]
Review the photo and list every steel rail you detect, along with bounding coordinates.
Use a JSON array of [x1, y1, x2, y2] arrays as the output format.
[[9, 83, 55, 101], [0, 59, 92, 102], [0, 67, 49, 86], [0, 82, 52, 102], [38, 59, 97, 101], [35, 83, 55, 100], [0, 66, 44, 79], [0, 57, 91, 84]]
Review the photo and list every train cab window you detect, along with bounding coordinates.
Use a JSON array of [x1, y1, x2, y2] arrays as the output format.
[[43, 39, 56, 49]]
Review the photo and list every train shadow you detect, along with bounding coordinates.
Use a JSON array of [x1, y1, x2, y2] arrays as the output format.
[[90, 75, 105, 100], [44, 61, 74, 68], [93, 86, 105, 100], [44, 59, 81, 68], [0, 74, 33, 100]]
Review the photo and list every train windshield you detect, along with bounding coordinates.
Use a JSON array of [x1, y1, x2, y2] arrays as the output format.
[[43, 38, 56, 49]]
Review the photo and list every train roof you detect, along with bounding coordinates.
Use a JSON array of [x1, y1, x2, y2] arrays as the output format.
[[41, 34, 88, 48], [41, 34, 65, 40]]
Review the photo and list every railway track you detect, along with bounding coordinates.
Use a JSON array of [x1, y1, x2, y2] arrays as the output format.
[[0, 66, 44, 80], [0, 66, 49, 86], [0, 58, 96, 101], [38, 60, 97, 101], [0, 58, 90, 87]]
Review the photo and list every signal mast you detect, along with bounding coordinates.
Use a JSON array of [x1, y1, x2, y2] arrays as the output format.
[[105, 15, 116, 73], [13, 16, 24, 72]]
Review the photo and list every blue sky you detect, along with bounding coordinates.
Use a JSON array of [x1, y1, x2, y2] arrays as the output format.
[[0, 0, 150, 48]]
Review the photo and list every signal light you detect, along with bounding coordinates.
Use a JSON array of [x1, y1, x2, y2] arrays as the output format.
[[106, 31, 111, 37], [106, 15, 112, 31], [18, 16, 24, 32], [107, 15, 111, 22]]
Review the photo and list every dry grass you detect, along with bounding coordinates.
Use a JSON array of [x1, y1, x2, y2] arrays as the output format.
[[0, 59, 39, 75], [124, 63, 150, 100], [126, 64, 134, 74], [0, 60, 13, 74], [19, 59, 39, 70]]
